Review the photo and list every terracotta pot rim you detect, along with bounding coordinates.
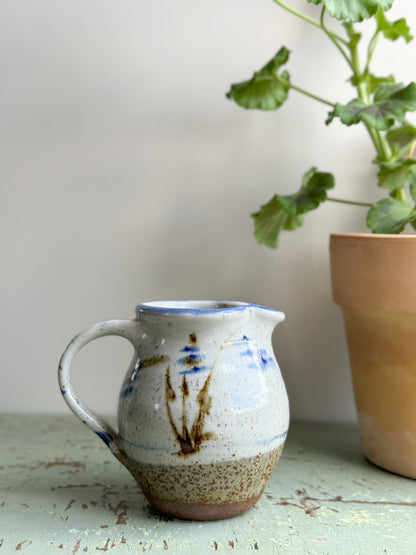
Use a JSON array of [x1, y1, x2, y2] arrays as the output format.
[[330, 230, 416, 312], [330, 232, 416, 241]]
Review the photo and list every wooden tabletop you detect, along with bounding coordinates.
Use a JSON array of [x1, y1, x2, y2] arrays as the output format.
[[1, 415, 415, 553]]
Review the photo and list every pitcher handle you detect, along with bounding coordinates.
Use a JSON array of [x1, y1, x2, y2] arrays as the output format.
[[58, 319, 140, 462]]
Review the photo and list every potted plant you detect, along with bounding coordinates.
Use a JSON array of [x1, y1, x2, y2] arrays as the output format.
[[226, 0, 416, 478]]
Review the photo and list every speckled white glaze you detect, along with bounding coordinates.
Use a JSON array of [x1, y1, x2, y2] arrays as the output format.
[[59, 301, 289, 518]]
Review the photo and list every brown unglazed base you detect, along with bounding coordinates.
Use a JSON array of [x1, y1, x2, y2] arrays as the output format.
[[145, 491, 263, 521], [124, 445, 284, 520]]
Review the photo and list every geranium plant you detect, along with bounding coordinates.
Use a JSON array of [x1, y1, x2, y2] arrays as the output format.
[[226, 0, 416, 248]]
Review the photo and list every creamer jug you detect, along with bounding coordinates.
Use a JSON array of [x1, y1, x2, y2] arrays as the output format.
[[58, 301, 289, 520]]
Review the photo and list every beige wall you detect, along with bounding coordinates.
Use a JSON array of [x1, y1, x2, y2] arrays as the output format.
[[2, 0, 415, 419]]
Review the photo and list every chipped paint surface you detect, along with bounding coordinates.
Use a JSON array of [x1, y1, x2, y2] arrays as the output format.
[[1, 416, 416, 553]]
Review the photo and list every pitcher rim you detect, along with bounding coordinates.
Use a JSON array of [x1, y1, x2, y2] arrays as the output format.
[[136, 300, 282, 317]]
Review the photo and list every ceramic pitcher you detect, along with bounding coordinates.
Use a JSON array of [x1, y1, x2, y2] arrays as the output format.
[[58, 301, 289, 520]]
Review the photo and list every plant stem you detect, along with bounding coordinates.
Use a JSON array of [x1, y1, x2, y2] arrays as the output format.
[[319, 7, 353, 71], [271, 0, 322, 29], [407, 140, 416, 159], [392, 187, 411, 205], [355, 84, 387, 158], [347, 23, 392, 163], [271, 0, 348, 45], [365, 30, 380, 75], [327, 197, 373, 207], [289, 82, 335, 107]]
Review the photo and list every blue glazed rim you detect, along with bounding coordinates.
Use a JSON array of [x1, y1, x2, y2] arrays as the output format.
[[136, 300, 282, 316]]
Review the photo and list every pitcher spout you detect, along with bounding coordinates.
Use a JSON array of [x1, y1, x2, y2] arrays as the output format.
[[250, 304, 285, 330]]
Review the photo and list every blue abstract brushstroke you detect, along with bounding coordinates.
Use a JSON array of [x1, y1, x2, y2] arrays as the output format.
[[178, 339, 208, 374], [241, 345, 274, 371], [180, 346, 200, 353], [119, 364, 141, 399], [120, 385, 136, 398], [96, 431, 114, 446], [178, 353, 202, 364], [259, 349, 274, 369], [179, 365, 208, 375]]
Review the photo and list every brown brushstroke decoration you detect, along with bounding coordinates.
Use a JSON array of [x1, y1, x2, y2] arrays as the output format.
[[165, 365, 214, 456]]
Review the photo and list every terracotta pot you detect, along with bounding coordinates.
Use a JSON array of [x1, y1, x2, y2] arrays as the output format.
[[330, 232, 416, 478]]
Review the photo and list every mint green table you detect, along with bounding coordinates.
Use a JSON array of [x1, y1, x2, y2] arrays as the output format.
[[1, 415, 415, 553]]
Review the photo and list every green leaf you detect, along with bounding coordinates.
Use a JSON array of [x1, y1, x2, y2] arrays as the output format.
[[327, 82, 416, 130], [366, 197, 416, 233], [377, 159, 416, 190], [307, 0, 393, 21], [279, 168, 335, 214], [226, 47, 291, 111], [376, 8, 413, 43], [350, 73, 394, 95], [367, 74, 395, 95], [251, 197, 302, 249], [386, 123, 416, 151], [319, 0, 394, 22], [252, 168, 335, 248]]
